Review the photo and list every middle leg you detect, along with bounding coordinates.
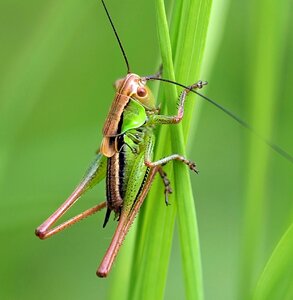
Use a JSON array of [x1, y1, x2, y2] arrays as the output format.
[[144, 134, 199, 173]]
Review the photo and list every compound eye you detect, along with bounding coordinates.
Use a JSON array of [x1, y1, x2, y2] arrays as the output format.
[[137, 87, 147, 98]]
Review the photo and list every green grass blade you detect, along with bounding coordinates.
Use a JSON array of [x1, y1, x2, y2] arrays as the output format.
[[168, 1, 212, 299], [252, 223, 293, 300], [128, 1, 212, 299], [238, 0, 291, 298]]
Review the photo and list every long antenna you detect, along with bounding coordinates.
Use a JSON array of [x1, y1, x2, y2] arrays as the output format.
[[101, 0, 130, 73], [146, 76, 293, 164]]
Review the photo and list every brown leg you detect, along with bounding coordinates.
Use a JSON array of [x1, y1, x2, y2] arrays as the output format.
[[35, 153, 107, 239], [158, 166, 173, 205], [36, 202, 106, 239], [96, 166, 159, 277]]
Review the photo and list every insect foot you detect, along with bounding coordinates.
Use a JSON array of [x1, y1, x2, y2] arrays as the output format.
[[190, 80, 208, 90], [158, 167, 173, 206], [187, 161, 199, 174]]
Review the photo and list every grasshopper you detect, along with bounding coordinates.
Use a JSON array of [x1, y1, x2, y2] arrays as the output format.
[[35, 0, 206, 277], [36, 0, 293, 278]]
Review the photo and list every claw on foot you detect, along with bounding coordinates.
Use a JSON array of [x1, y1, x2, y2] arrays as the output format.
[[190, 80, 208, 90], [189, 162, 199, 174]]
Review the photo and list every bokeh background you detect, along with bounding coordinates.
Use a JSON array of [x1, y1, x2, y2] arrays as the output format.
[[1, 0, 292, 299]]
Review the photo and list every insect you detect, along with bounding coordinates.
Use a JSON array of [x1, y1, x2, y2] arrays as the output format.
[[35, 0, 293, 278], [35, 0, 206, 277]]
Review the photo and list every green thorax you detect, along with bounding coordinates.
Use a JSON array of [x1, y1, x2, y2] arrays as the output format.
[[120, 99, 147, 134]]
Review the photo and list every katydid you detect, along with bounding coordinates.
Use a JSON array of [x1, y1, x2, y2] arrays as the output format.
[[35, 0, 206, 277], [35, 70, 206, 277], [35, 0, 293, 278]]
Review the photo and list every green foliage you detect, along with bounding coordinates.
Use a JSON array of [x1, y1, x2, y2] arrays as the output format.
[[239, 0, 292, 298], [253, 223, 293, 300], [121, 1, 212, 299], [1, 0, 293, 300]]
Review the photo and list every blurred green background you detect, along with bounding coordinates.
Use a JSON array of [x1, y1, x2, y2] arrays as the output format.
[[1, 0, 292, 299]]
